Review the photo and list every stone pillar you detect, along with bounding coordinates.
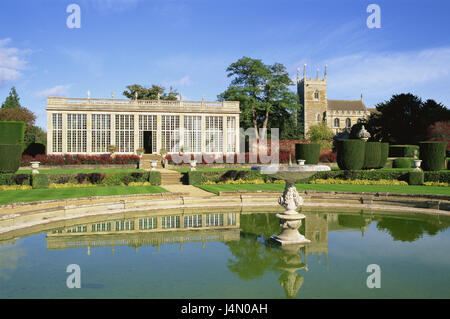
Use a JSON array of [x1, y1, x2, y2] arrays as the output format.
[[47, 112, 53, 154], [111, 114, 116, 148], [201, 115, 206, 153], [156, 114, 162, 153], [62, 113, 68, 153], [179, 114, 184, 151], [235, 115, 240, 154], [134, 113, 139, 153], [86, 113, 92, 153], [222, 115, 228, 153]]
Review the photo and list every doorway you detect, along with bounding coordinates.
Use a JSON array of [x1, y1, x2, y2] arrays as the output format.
[[143, 131, 153, 154]]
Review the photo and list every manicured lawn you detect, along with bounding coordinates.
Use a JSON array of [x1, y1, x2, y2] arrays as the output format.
[[197, 183, 450, 196], [18, 168, 145, 175], [0, 185, 167, 205], [170, 167, 252, 173]]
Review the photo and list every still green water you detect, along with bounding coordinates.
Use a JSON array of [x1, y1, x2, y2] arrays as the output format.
[[0, 209, 449, 298]]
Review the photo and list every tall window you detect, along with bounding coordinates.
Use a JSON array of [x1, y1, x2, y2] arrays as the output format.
[[161, 115, 180, 153], [314, 91, 319, 100], [67, 114, 87, 153], [184, 215, 202, 228], [227, 116, 236, 152], [115, 115, 134, 152], [139, 115, 157, 153], [334, 118, 340, 128], [92, 114, 111, 153], [52, 113, 62, 153], [345, 118, 351, 128], [184, 116, 202, 153], [206, 213, 224, 227], [205, 116, 223, 152], [162, 215, 180, 229], [316, 114, 321, 122], [139, 217, 157, 230]]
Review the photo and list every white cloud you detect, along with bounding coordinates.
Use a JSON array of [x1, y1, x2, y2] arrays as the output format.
[[164, 75, 193, 88], [35, 84, 72, 99], [311, 46, 450, 106], [0, 38, 28, 87], [63, 49, 103, 78]]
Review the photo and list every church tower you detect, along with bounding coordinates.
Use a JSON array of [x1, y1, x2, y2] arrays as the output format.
[[297, 65, 328, 136]]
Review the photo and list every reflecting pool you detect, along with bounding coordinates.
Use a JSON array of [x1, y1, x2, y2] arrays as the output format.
[[0, 209, 449, 298]]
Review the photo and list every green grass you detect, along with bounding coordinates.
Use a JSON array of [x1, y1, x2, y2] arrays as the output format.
[[170, 167, 252, 173], [18, 168, 145, 175], [197, 183, 450, 196], [0, 185, 167, 205]]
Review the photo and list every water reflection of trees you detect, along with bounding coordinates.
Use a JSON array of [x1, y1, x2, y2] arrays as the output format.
[[225, 213, 307, 298], [375, 215, 450, 242]]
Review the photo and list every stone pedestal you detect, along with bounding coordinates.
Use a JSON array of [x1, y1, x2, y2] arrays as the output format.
[[272, 181, 310, 245]]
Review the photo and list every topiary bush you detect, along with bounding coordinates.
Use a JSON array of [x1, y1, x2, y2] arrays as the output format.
[[295, 143, 320, 164], [392, 158, 413, 168], [149, 171, 161, 185], [363, 142, 381, 169], [0, 144, 23, 173], [389, 145, 419, 158], [419, 141, 446, 171], [336, 140, 366, 170], [378, 143, 389, 168], [408, 171, 424, 185], [188, 171, 203, 185], [0, 121, 26, 145], [32, 174, 49, 189]]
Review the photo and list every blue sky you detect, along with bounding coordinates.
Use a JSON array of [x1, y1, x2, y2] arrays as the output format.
[[1, 0, 449, 128]]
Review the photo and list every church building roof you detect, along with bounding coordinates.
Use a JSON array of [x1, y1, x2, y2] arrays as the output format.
[[327, 99, 366, 111]]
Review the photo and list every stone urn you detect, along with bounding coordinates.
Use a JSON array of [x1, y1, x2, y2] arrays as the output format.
[[357, 125, 371, 142], [414, 160, 422, 171], [150, 161, 158, 171], [30, 161, 40, 174], [297, 159, 305, 166], [253, 164, 331, 245], [190, 160, 197, 171]]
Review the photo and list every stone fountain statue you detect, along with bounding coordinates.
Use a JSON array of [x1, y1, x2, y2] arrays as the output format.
[[253, 163, 330, 245]]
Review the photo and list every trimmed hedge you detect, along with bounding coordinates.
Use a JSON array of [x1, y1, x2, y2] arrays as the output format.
[[149, 171, 161, 186], [336, 140, 366, 170], [379, 143, 389, 168], [295, 143, 320, 164], [408, 171, 424, 185], [389, 145, 419, 158], [419, 142, 446, 171], [393, 158, 413, 168], [0, 144, 23, 173], [363, 142, 381, 169], [32, 174, 49, 189], [0, 121, 25, 145], [188, 171, 203, 185], [0, 173, 31, 186], [447, 158, 450, 170]]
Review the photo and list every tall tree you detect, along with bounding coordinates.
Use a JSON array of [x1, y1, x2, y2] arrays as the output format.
[[123, 84, 178, 101], [218, 57, 300, 140], [366, 93, 450, 144], [1, 87, 21, 109]]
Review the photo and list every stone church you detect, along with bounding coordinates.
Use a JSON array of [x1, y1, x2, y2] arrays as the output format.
[[297, 65, 370, 135]]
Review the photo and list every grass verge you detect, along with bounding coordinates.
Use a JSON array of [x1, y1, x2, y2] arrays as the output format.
[[197, 183, 450, 196], [0, 185, 167, 205]]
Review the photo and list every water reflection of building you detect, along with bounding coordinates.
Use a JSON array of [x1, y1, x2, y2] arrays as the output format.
[[303, 212, 373, 269], [46, 211, 240, 254]]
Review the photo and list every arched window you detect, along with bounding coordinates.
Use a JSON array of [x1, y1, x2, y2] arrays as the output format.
[[345, 118, 351, 128], [314, 91, 319, 100], [334, 118, 340, 128], [316, 114, 321, 122]]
